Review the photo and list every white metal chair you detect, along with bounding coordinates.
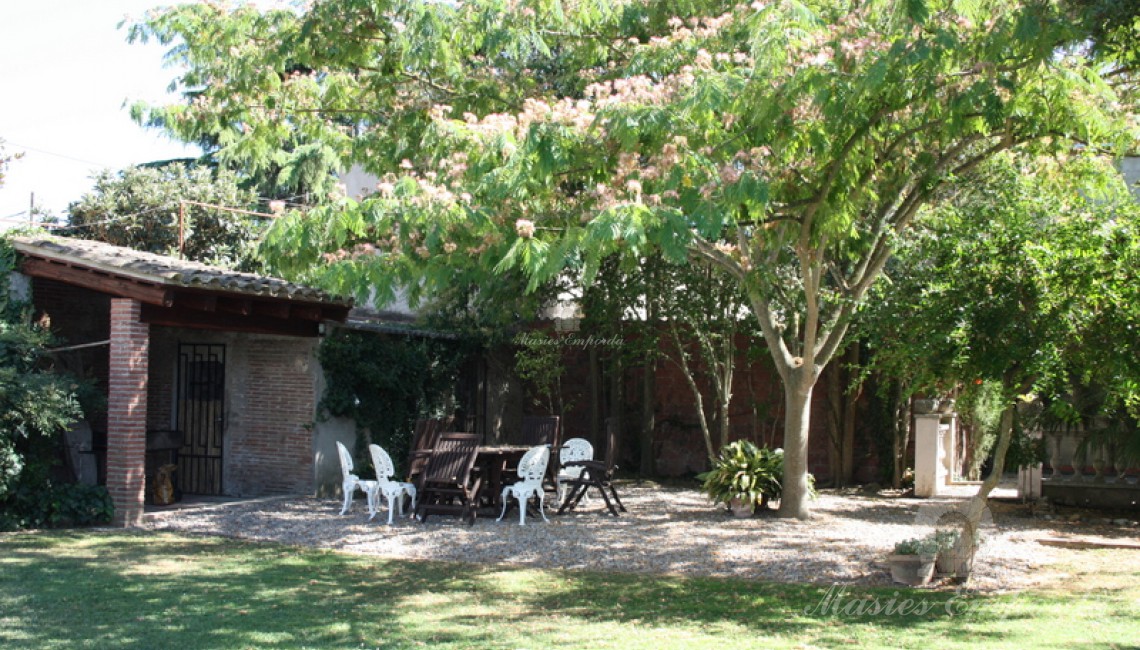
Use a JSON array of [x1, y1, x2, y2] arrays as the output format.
[[497, 445, 551, 525], [368, 443, 418, 525], [336, 441, 378, 516], [557, 438, 594, 506]]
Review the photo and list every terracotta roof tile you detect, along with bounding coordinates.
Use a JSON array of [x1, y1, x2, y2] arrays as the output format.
[[11, 235, 352, 307]]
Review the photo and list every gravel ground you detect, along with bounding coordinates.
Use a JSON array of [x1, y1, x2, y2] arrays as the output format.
[[141, 483, 1127, 592]]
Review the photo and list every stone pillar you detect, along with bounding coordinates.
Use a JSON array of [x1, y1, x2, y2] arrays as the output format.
[[914, 413, 945, 497], [106, 299, 149, 527], [941, 414, 958, 485], [1018, 463, 1043, 499]]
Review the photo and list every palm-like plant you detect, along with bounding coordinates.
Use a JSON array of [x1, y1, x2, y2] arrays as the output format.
[[697, 441, 785, 513]]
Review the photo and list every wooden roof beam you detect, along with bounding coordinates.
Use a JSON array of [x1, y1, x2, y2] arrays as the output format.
[[19, 257, 174, 307]]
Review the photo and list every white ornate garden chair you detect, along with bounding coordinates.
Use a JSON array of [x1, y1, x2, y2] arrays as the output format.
[[336, 441, 378, 516], [557, 438, 594, 506], [497, 445, 551, 525], [368, 443, 418, 525]]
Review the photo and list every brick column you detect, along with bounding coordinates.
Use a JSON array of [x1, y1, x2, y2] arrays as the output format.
[[107, 299, 149, 527]]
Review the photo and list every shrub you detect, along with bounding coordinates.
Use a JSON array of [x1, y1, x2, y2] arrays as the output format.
[[697, 441, 788, 513], [0, 481, 114, 531], [0, 234, 104, 530], [892, 536, 941, 556]]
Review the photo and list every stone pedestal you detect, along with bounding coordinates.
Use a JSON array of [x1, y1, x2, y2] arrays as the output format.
[[1018, 463, 1043, 499], [941, 415, 957, 484], [915, 413, 951, 497]]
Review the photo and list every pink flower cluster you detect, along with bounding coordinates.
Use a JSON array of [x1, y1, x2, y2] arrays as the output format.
[[515, 218, 536, 239]]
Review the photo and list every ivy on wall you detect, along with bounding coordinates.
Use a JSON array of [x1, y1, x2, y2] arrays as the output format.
[[317, 328, 466, 476]]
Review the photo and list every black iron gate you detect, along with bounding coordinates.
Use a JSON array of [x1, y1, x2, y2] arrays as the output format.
[[176, 343, 226, 495]]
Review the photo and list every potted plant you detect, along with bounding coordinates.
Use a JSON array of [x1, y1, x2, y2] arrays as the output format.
[[888, 536, 939, 586], [697, 441, 784, 517]]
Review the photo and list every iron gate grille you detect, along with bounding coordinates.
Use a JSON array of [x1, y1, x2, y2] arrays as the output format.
[[176, 343, 226, 495]]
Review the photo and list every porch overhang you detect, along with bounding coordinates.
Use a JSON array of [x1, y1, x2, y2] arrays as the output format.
[[12, 236, 352, 336]]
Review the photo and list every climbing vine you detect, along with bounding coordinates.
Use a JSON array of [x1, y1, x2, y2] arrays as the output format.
[[317, 328, 467, 474]]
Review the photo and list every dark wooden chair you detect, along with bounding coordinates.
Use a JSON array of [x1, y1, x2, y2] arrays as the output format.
[[415, 432, 482, 525], [556, 459, 626, 517], [405, 416, 454, 484], [516, 416, 560, 491], [518, 416, 560, 447]]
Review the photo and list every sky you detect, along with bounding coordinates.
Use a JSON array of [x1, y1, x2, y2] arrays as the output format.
[[0, 1, 200, 225]]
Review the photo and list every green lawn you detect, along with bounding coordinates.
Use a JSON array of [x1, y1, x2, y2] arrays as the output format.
[[1, 530, 1136, 649]]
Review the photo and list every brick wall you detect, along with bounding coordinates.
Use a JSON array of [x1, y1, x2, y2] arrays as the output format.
[[225, 336, 318, 496], [522, 326, 835, 480], [106, 299, 148, 527], [145, 329, 321, 498]]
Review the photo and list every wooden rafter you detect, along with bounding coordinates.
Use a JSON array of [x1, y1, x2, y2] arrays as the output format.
[[20, 257, 174, 307]]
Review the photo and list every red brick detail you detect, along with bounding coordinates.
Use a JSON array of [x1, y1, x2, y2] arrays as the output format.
[[107, 299, 149, 527]]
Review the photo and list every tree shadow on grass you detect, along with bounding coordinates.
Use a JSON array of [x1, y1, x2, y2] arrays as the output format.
[[3, 530, 1136, 649], [0, 532, 1019, 648]]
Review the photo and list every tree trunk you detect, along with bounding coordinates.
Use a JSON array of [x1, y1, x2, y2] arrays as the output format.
[[639, 362, 656, 476], [841, 343, 861, 486], [826, 359, 843, 486], [589, 346, 600, 448], [716, 333, 734, 451], [777, 370, 815, 519], [961, 399, 1016, 559], [669, 323, 716, 461], [639, 257, 658, 476], [609, 354, 624, 467], [891, 384, 910, 489]]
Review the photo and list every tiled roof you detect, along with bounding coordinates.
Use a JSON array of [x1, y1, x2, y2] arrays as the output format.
[[11, 235, 352, 307]]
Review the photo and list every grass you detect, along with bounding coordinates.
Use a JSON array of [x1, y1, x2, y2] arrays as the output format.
[[1, 530, 1137, 649]]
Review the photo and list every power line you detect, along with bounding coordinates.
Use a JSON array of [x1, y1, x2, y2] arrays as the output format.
[[3, 141, 111, 168]]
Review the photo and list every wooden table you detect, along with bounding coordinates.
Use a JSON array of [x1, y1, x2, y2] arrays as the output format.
[[474, 445, 531, 508]]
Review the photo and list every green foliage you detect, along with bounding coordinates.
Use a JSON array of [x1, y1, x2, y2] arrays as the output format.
[[959, 380, 1006, 480], [0, 480, 114, 532], [862, 152, 1140, 477], [317, 329, 464, 473], [0, 236, 108, 529], [697, 440, 788, 513], [132, 0, 1137, 516], [513, 330, 567, 416], [893, 535, 942, 556], [896, 528, 980, 556], [61, 163, 266, 270], [1004, 420, 1048, 471]]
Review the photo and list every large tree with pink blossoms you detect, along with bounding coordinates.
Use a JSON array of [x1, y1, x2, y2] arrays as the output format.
[[132, 0, 1137, 518]]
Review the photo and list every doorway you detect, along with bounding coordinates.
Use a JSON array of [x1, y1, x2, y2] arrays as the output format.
[[176, 343, 226, 495]]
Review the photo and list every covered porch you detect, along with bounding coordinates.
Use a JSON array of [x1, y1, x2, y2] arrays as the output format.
[[12, 236, 351, 526]]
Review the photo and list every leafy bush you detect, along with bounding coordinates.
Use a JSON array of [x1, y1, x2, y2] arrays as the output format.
[[0, 481, 113, 531], [892, 536, 941, 556], [697, 441, 787, 514], [0, 234, 104, 530]]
